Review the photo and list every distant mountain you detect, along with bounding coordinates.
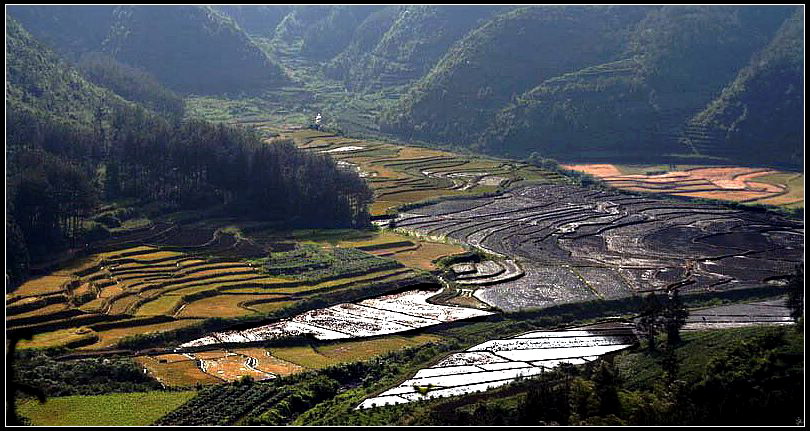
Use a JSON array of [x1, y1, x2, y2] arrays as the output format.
[[325, 6, 508, 91], [270, 5, 385, 60], [378, 5, 800, 167], [7, 5, 289, 94], [212, 5, 292, 37], [475, 6, 796, 161]]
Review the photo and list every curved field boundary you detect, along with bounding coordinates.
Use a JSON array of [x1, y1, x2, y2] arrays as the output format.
[[455, 260, 525, 286]]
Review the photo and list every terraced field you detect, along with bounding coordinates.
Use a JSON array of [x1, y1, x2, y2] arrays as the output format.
[[563, 164, 804, 208], [181, 288, 492, 348], [8, 223, 429, 351], [394, 183, 803, 311], [136, 334, 441, 386], [358, 321, 636, 409], [281, 129, 568, 216], [682, 297, 793, 331]]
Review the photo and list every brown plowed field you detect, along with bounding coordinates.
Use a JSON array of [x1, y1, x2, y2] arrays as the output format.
[[563, 164, 802, 206]]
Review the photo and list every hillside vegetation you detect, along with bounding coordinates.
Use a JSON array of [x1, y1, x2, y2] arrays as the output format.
[[7, 5, 289, 94], [6, 16, 372, 284], [690, 8, 804, 167], [382, 6, 800, 167]]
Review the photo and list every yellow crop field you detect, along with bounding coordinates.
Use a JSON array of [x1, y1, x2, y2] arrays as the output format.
[[135, 356, 222, 387], [10, 275, 71, 298], [264, 345, 334, 369], [269, 334, 443, 369], [82, 319, 203, 350], [386, 242, 467, 270], [177, 294, 284, 318], [134, 295, 184, 316], [106, 294, 141, 315], [315, 334, 443, 363], [243, 299, 297, 314], [98, 245, 155, 259], [18, 327, 97, 350]]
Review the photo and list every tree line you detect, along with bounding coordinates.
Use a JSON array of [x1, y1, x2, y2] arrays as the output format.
[[6, 101, 373, 285]]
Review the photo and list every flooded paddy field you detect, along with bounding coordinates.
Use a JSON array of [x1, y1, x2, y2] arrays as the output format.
[[180, 288, 493, 348], [683, 297, 793, 330], [358, 321, 636, 409], [395, 184, 803, 311]]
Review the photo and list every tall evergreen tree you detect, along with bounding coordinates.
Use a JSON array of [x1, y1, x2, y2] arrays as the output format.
[[637, 292, 664, 351]]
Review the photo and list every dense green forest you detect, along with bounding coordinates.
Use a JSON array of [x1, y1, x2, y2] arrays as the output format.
[[6, 16, 372, 284]]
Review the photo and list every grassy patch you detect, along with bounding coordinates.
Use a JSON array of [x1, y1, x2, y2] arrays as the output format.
[[17, 327, 97, 350], [17, 391, 196, 426], [269, 335, 444, 370], [178, 294, 285, 318], [613, 325, 804, 390], [134, 295, 184, 316]]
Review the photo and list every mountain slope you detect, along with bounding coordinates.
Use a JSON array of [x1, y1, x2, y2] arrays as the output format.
[[408, 5, 797, 164], [379, 6, 652, 148], [7, 5, 289, 94], [212, 5, 291, 37], [326, 6, 508, 91], [270, 6, 384, 61], [689, 9, 804, 167], [6, 16, 129, 133]]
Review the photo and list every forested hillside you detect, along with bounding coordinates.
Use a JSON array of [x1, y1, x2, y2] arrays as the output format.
[[381, 6, 800, 166], [7, 5, 289, 94], [325, 6, 508, 91], [690, 9, 804, 167], [6, 17, 372, 283], [212, 5, 292, 37], [379, 6, 652, 150], [10, 5, 801, 167]]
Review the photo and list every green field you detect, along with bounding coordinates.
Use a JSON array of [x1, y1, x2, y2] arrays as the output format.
[[17, 391, 196, 426], [613, 325, 804, 389]]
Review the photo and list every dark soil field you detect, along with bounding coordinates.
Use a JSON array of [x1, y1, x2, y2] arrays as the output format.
[[395, 184, 803, 311]]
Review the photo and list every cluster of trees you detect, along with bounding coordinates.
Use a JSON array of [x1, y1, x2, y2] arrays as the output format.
[[7, 102, 374, 283], [636, 288, 690, 350], [7, 15, 373, 285], [13, 350, 164, 397], [77, 53, 185, 118]]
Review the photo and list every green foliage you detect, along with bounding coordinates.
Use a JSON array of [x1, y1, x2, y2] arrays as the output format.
[[77, 53, 185, 118], [261, 244, 401, 280], [324, 325, 803, 426], [691, 8, 804, 167], [378, 5, 800, 168], [13, 351, 163, 397], [381, 6, 651, 152]]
